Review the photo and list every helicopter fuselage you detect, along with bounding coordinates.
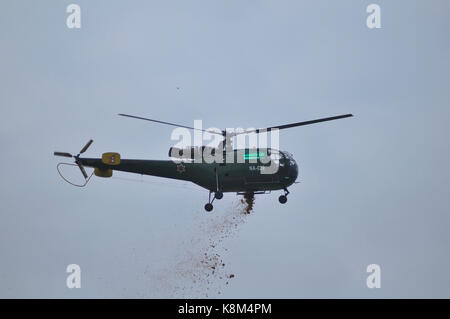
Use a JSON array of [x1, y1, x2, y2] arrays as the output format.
[[79, 149, 298, 193]]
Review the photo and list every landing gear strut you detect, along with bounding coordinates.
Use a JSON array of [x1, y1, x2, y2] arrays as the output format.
[[204, 191, 215, 212], [214, 167, 223, 200], [278, 188, 290, 204], [204, 191, 224, 212], [204, 168, 224, 211]]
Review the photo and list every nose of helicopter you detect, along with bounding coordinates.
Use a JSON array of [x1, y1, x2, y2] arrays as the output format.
[[282, 152, 298, 185], [289, 161, 299, 184], [280, 159, 298, 187]]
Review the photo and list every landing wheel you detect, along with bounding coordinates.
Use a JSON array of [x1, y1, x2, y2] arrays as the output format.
[[215, 191, 223, 200], [204, 203, 213, 212], [278, 195, 287, 204]]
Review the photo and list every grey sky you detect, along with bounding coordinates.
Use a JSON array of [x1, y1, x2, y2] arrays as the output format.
[[1, 0, 449, 298]]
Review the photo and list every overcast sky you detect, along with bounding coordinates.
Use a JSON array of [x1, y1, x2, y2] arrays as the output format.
[[1, 0, 449, 298]]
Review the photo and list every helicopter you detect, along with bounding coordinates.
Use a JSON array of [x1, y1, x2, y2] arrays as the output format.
[[54, 113, 353, 212]]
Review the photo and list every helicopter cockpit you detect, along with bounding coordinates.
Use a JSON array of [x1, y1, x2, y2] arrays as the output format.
[[278, 151, 297, 168]]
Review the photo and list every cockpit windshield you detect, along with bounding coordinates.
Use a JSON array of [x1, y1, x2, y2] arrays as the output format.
[[282, 151, 296, 167], [267, 150, 296, 168]]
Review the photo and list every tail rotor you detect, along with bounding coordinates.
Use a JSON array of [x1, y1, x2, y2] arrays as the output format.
[[54, 139, 93, 179]]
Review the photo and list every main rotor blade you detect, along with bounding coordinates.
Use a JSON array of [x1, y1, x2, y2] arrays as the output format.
[[54, 152, 73, 158], [118, 113, 223, 135], [231, 114, 353, 136], [79, 139, 93, 154]]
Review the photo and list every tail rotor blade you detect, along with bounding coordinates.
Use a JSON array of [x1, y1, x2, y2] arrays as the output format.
[[54, 152, 73, 158], [76, 161, 88, 179], [79, 139, 93, 154]]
